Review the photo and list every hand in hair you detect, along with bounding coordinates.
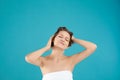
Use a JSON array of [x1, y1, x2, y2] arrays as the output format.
[[45, 36, 53, 51]]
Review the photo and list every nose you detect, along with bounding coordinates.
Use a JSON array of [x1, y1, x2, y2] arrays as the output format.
[[60, 38, 65, 42]]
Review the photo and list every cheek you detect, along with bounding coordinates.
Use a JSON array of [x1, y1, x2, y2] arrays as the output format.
[[66, 40, 70, 45], [53, 38, 59, 44], [54, 37, 69, 47], [63, 42, 69, 48], [67, 42, 70, 47]]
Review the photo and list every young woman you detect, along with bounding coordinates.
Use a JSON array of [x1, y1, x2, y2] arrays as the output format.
[[25, 27, 97, 80]]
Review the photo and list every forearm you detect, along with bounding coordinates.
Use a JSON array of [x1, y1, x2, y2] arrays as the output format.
[[72, 37, 97, 49], [25, 47, 48, 59]]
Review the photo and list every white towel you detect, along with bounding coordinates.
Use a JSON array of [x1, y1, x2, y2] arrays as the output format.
[[42, 70, 73, 80]]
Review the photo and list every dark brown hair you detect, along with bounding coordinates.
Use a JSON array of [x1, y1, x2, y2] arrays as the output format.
[[51, 27, 74, 47]]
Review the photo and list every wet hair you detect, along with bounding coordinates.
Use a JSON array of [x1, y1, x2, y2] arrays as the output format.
[[51, 27, 74, 47]]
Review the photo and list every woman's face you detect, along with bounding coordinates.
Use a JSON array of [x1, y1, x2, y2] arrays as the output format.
[[53, 31, 70, 50]]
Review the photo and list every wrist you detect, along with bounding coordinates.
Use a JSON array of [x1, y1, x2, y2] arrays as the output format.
[[72, 36, 76, 42]]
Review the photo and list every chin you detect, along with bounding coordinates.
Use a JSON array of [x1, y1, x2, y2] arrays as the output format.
[[54, 44, 67, 50], [59, 46, 66, 50]]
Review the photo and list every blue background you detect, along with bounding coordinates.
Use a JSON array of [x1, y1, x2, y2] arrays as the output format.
[[0, 0, 119, 80]]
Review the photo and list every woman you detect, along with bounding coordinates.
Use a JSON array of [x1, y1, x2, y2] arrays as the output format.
[[25, 27, 97, 80]]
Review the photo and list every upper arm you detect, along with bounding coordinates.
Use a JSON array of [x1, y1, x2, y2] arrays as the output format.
[[70, 46, 97, 65], [25, 56, 44, 67]]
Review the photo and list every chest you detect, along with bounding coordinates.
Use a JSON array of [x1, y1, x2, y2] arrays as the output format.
[[46, 59, 69, 67], [41, 58, 73, 71]]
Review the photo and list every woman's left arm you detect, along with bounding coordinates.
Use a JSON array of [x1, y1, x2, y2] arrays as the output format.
[[70, 36, 97, 65]]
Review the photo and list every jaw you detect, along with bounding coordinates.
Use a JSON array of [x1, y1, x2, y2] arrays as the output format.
[[52, 45, 68, 51]]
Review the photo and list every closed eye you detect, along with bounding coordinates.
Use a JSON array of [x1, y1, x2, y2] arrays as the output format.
[[65, 39, 69, 42], [58, 36, 62, 38]]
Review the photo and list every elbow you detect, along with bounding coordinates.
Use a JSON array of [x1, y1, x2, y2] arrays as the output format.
[[87, 44, 97, 52], [93, 44, 97, 49], [25, 56, 28, 62], [90, 44, 97, 51], [25, 55, 31, 63]]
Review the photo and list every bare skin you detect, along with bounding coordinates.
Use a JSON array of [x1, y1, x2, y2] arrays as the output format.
[[25, 31, 97, 75]]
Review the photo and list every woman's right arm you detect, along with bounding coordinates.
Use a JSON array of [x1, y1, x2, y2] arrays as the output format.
[[25, 36, 52, 66]]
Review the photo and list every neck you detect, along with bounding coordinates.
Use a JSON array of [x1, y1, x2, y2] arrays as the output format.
[[50, 47, 65, 60]]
